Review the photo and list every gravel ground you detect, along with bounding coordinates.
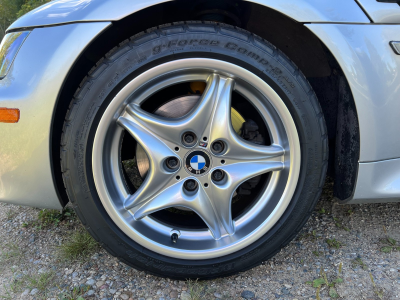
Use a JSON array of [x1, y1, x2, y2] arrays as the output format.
[[0, 181, 399, 300]]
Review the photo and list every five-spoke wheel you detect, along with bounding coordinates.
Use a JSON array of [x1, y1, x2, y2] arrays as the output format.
[[92, 58, 300, 259]]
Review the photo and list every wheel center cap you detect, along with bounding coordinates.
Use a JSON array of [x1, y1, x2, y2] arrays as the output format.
[[185, 150, 212, 176]]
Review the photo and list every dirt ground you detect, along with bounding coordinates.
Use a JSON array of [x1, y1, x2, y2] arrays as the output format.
[[0, 182, 399, 300]]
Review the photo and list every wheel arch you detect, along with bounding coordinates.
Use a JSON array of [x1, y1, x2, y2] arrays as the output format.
[[51, 0, 360, 207]]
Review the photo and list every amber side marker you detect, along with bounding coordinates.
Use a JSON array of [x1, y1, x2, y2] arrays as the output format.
[[0, 108, 20, 123]]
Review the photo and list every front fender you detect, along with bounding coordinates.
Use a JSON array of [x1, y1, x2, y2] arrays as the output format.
[[0, 22, 110, 209], [8, 0, 370, 32]]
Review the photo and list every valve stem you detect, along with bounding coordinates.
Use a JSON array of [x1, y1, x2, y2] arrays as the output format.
[[171, 233, 179, 243]]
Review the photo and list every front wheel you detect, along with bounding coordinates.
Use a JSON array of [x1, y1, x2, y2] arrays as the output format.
[[61, 22, 327, 279]]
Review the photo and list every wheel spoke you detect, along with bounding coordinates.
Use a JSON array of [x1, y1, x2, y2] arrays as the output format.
[[117, 116, 179, 210], [225, 142, 285, 162], [205, 76, 285, 162], [133, 180, 226, 240], [124, 73, 223, 145], [207, 161, 284, 236]]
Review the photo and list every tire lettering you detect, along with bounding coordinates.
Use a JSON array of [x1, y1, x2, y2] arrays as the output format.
[[237, 47, 247, 54], [168, 40, 178, 48], [153, 45, 161, 54], [225, 42, 238, 50], [247, 52, 260, 61]]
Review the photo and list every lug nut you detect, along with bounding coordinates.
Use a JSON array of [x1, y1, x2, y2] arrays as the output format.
[[166, 157, 179, 169], [184, 179, 198, 191], [182, 131, 197, 146], [212, 141, 225, 153], [212, 170, 225, 182]]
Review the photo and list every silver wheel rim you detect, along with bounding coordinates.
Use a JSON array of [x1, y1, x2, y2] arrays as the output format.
[[92, 58, 301, 260]]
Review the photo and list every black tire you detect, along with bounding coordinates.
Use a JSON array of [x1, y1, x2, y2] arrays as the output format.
[[60, 21, 327, 279]]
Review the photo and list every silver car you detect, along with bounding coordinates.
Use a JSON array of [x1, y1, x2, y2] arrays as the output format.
[[1, 0, 400, 279]]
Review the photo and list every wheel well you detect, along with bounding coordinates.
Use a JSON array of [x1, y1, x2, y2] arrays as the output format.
[[51, 0, 359, 207]]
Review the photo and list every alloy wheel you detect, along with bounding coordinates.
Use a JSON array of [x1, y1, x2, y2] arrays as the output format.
[[92, 58, 301, 260]]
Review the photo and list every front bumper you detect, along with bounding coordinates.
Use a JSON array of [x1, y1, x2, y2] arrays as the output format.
[[0, 22, 110, 209]]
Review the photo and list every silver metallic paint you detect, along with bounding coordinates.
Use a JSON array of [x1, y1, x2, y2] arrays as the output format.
[[8, 0, 370, 32], [0, 22, 110, 209], [356, 0, 400, 24], [306, 24, 400, 163], [351, 158, 400, 204]]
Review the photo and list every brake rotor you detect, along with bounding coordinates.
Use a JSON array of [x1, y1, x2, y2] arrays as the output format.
[[136, 94, 246, 179]]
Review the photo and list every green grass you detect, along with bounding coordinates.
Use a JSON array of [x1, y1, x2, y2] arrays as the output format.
[[185, 279, 217, 300], [352, 258, 368, 270], [0, 243, 22, 268], [380, 237, 400, 253], [298, 230, 319, 241], [312, 251, 323, 257], [369, 272, 384, 300], [37, 207, 75, 228], [57, 285, 89, 300], [26, 272, 55, 293], [22, 207, 76, 230], [2, 271, 56, 298], [325, 238, 343, 249], [333, 218, 350, 232], [306, 263, 343, 299], [5, 208, 17, 220], [58, 230, 99, 261]]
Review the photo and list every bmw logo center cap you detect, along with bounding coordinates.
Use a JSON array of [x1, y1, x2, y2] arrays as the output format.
[[185, 150, 212, 176]]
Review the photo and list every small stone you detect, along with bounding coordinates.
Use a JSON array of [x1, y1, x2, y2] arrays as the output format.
[[214, 292, 222, 298], [21, 289, 30, 296], [38, 267, 47, 274], [86, 279, 96, 285], [87, 290, 95, 296], [120, 294, 129, 300], [241, 290, 255, 299], [170, 290, 178, 298], [284, 284, 292, 289], [96, 280, 105, 287], [181, 291, 191, 300], [30, 288, 39, 295], [110, 289, 117, 294], [281, 287, 290, 295]]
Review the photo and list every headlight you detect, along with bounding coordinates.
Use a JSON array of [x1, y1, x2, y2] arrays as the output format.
[[0, 31, 30, 80]]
